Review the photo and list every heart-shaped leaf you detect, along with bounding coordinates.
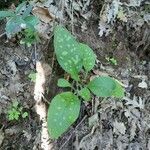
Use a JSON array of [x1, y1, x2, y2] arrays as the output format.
[[54, 26, 82, 81], [78, 87, 91, 101], [88, 76, 116, 97], [47, 92, 81, 139], [80, 43, 96, 72], [57, 78, 71, 87]]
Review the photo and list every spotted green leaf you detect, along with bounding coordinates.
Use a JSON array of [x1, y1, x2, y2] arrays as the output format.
[[78, 87, 91, 101], [57, 78, 71, 87], [54, 26, 82, 81], [88, 76, 117, 97], [47, 92, 81, 139], [21, 4, 33, 18], [0, 11, 15, 20], [80, 43, 96, 72], [15, 2, 26, 14]]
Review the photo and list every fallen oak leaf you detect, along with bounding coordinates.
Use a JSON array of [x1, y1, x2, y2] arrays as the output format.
[[32, 7, 53, 23]]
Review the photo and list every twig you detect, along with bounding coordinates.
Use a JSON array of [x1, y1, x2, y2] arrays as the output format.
[[0, 125, 4, 131], [59, 115, 87, 150], [34, 43, 37, 62], [42, 94, 50, 104], [0, 32, 6, 38]]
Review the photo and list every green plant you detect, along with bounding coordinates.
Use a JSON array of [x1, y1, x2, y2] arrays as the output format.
[[28, 71, 37, 82], [47, 26, 125, 139], [20, 28, 39, 47], [0, 1, 39, 45], [106, 56, 118, 65], [7, 101, 28, 121]]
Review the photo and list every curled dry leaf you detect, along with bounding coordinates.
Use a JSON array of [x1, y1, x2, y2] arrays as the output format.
[[32, 7, 53, 23], [36, 22, 51, 39]]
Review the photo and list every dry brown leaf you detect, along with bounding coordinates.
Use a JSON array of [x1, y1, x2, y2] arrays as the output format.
[[113, 120, 126, 135], [116, 135, 129, 150], [36, 22, 51, 39], [23, 130, 32, 142], [88, 113, 99, 127], [33, 7, 53, 23], [93, 70, 109, 76], [124, 96, 144, 109]]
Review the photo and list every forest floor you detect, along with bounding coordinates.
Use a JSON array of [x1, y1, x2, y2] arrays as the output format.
[[0, 0, 150, 150]]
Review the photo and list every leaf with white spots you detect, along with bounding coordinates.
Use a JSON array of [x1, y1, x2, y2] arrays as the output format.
[[47, 92, 81, 139], [54, 26, 82, 81], [0, 11, 15, 20], [78, 87, 91, 101], [80, 43, 96, 72], [57, 78, 71, 87]]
